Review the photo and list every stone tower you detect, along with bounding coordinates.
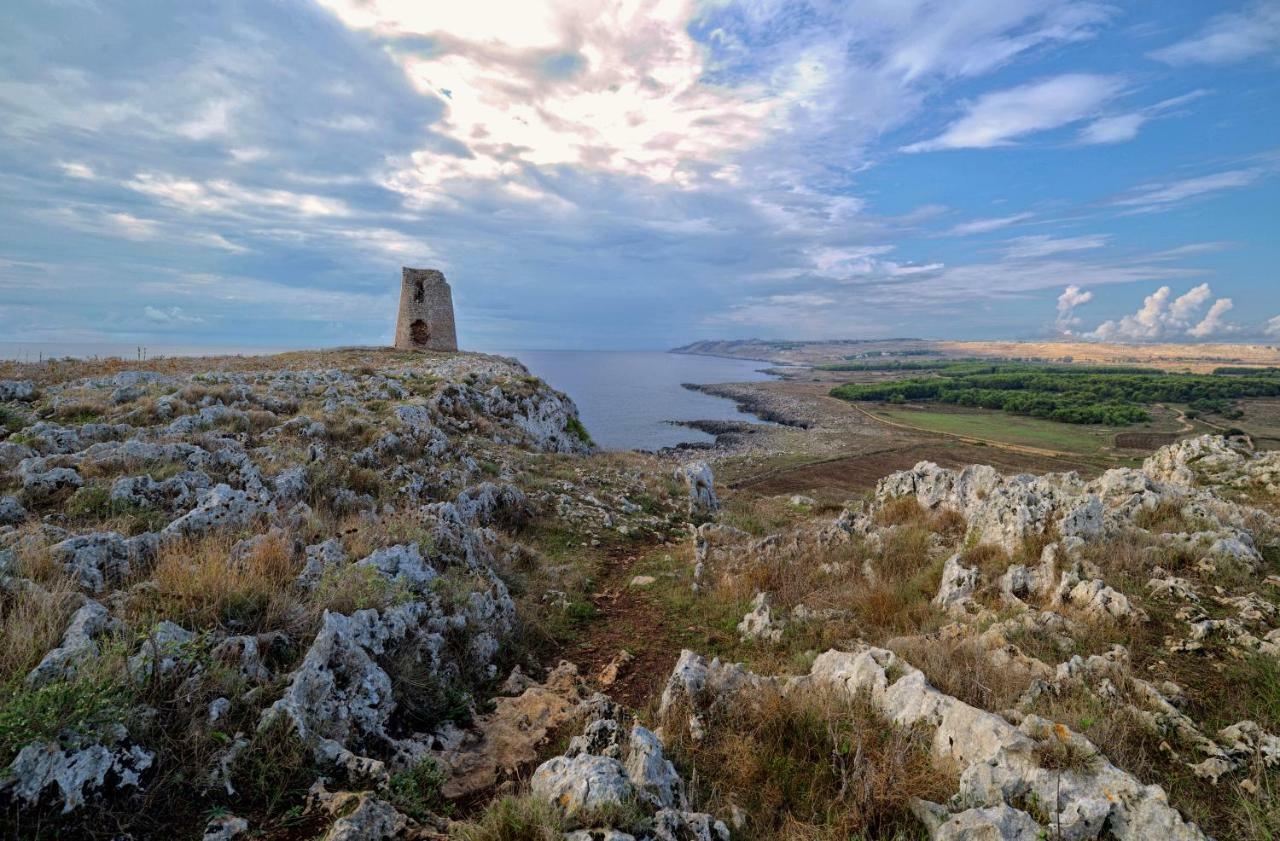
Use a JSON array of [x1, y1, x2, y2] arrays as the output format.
[[394, 267, 458, 352]]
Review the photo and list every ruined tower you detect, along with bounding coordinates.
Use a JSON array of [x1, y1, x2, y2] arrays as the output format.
[[394, 267, 458, 352]]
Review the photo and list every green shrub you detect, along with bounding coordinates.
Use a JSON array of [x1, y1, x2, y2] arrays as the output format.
[[228, 716, 319, 818], [0, 670, 130, 765], [387, 758, 451, 821], [565, 416, 593, 446]]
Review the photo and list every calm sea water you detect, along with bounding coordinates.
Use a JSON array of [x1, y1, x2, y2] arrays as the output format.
[[502, 350, 775, 451], [0, 342, 774, 451]]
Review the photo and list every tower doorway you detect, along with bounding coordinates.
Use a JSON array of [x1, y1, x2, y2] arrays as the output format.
[[410, 319, 430, 346]]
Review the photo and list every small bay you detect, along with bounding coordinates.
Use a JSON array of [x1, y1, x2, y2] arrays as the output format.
[[501, 350, 774, 451]]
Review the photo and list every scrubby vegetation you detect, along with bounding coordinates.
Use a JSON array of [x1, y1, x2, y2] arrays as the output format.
[[662, 685, 952, 841], [832, 362, 1280, 424]]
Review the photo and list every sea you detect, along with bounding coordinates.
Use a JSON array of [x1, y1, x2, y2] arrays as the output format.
[[501, 350, 775, 451], [0, 343, 776, 451]]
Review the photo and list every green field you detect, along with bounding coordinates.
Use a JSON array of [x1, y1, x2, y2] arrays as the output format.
[[1214, 399, 1280, 450], [870, 405, 1132, 455]]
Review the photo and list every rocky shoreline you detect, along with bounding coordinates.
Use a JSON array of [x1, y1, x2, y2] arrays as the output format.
[[2, 349, 1277, 840]]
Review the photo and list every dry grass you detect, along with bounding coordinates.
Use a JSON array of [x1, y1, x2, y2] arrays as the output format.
[[681, 512, 949, 675], [958, 542, 1012, 577], [0, 572, 82, 685], [662, 684, 952, 841], [0, 347, 467, 389], [887, 635, 1033, 712], [451, 795, 566, 841], [1026, 680, 1280, 840], [135, 531, 305, 633]]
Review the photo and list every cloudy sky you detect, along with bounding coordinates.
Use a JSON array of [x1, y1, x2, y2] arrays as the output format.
[[2, 0, 1278, 350]]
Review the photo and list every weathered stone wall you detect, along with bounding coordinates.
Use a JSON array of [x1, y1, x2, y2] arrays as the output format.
[[394, 267, 458, 352]]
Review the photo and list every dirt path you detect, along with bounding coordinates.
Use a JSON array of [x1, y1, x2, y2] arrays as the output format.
[[1169, 406, 1195, 433], [561, 546, 689, 711]]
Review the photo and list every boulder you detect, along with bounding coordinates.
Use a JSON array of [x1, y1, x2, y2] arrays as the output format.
[[26, 600, 112, 686], [163, 484, 271, 536], [736, 592, 784, 642], [22, 466, 82, 501], [0, 495, 27, 526], [51, 531, 158, 592], [624, 725, 685, 810], [531, 754, 635, 819], [675, 461, 719, 518], [2, 739, 153, 813], [933, 554, 980, 615]]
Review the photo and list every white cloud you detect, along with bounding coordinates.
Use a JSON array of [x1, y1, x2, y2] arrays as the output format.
[[106, 212, 160, 240], [1149, 2, 1280, 65], [1055, 284, 1093, 331], [903, 74, 1123, 152], [143, 305, 204, 325], [125, 171, 352, 218], [1003, 234, 1108, 259], [1113, 169, 1266, 213], [176, 99, 235, 141], [317, 0, 780, 202], [1078, 89, 1208, 146], [1188, 297, 1235, 338], [1265, 315, 1280, 338], [1077, 113, 1146, 145], [945, 213, 1035, 236], [59, 161, 96, 179], [1085, 283, 1237, 341], [42, 205, 249, 253]]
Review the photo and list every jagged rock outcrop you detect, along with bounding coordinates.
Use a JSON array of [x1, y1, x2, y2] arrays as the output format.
[[804, 647, 1207, 839], [2, 737, 154, 814], [530, 696, 727, 840], [675, 461, 719, 518]]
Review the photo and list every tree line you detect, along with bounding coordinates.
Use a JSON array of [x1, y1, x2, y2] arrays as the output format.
[[830, 364, 1280, 426]]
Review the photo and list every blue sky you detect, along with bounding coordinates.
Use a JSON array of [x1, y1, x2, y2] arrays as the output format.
[[1, 0, 1278, 350]]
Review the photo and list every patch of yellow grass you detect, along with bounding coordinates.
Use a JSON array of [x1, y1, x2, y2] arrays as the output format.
[[139, 530, 303, 633]]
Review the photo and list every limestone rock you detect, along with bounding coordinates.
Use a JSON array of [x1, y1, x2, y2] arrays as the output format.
[[651, 809, 730, 841], [911, 800, 1043, 840], [310, 785, 410, 841], [0, 494, 26, 526], [625, 725, 685, 810], [933, 554, 979, 615], [202, 814, 250, 841], [804, 647, 1207, 840], [432, 661, 587, 798], [737, 591, 784, 642], [566, 831, 636, 841], [531, 754, 635, 820], [163, 483, 271, 536], [355, 543, 438, 593], [110, 471, 211, 512], [675, 461, 719, 518], [129, 620, 196, 678], [298, 538, 347, 590], [51, 531, 158, 592], [22, 465, 82, 501], [0, 379, 37, 401], [658, 649, 773, 742], [2, 739, 153, 813], [27, 600, 112, 686]]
